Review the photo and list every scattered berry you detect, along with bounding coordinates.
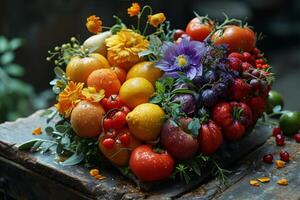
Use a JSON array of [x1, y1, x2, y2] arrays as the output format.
[[279, 150, 289, 162], [272, 127, 282, 137], [263, 154, 273, 163], [250, 180, 260, 187], [257, 177, 270, 183], [294, 133, 300, 143], [275, 134, 285, 146]]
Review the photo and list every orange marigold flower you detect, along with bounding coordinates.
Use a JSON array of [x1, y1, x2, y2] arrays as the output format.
[[55, 81, 84, 118], [86, 15, 102, 34], [128, 2, 141, 17], [148, 13, 166, 27], [32, 127, 42, 135]]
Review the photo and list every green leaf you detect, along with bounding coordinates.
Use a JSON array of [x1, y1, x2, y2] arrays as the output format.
[[54, 67, 65, 78], [3, 64, 24, 77], [188, 118, 200, 138], [18, 139, 44, 151], [55, 124, 69, 133], [0, 36, 9, 53], [172, 88, 195, 95], [150, 95, 163, 104], [191, 161, 201, 176], [60, 152, 84, 166], [30, 140, 44, 152], [9, 38, 23, 50], [0, 51, 15, 65], [155, 81, 165, 94]]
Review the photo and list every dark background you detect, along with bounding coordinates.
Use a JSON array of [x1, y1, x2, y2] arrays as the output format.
[[0, 0, 300, 112]]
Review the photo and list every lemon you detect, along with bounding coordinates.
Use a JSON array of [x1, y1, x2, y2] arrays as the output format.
[[119, 77, 154, 109], [126, 103, 165, 141], [126, 61, 163, 85]]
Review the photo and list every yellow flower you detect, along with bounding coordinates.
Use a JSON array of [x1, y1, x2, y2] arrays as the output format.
[[86, 15, 102, 34], [128, 3, 141, 17], [148, 13, 166, 28], [105, 29, 149, 69], [55, 81, 84, 117], [82, 87, 105, 103]]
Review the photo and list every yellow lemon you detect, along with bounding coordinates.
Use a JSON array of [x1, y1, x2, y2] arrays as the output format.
[[119, 77, 154, 109], [126, 61, 163, 85], [126, 103, 165, 141]]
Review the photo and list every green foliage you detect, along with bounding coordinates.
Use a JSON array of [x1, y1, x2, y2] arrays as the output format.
[[0, 36, 53, 123], [18, 112, 100, 167]]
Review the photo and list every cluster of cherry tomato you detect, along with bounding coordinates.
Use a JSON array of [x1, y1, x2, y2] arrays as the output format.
[[100, 95, 131, 149]]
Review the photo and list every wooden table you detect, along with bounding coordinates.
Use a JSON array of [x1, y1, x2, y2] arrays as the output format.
[[0, 110, 299, 200]]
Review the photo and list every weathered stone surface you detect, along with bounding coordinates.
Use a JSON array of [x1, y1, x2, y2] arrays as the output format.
[[1, 110, 298, 199]]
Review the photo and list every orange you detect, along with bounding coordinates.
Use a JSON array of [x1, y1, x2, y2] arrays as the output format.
[[110, 66, 127, 84], [119, 77, 154, 109], [126, 61, 162, 85], [66, 53, 110, 84], [70, 101, 105, 138], [87, 68, 121, 97]]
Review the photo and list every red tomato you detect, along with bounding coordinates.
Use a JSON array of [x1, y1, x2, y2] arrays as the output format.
[[173, 29, 185, 41], [119, 133, 130, 147], [112, 111, 127, 130], [212, 25, 256, 52], [213, 102, 253, 140], [105, 95, 123, 110], [129, 145, 175, 181], [185, 17, 213, 42], [102, 138, 115, 149], [198, 120, 223, 155], [103, 118, 113, 131]]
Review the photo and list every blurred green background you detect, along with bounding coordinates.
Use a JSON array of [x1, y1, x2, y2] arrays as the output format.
[[0, 0, 299, 123]]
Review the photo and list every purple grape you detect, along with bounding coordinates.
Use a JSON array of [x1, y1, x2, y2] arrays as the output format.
[[204, 70, 218, 83], [202, 89, 217, 107], [193, 75, 205, 87], [213, 82, 228, 99]]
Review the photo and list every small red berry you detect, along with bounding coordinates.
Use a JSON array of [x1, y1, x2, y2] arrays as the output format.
[[275, 134, 285, 146], [279, 150, 289, 162], [294, 133, 300, 143], [103, 118, 113, 131], [102, 138, 115, 149], [272, 127, 282, 137], [119, 134, 130, 147], [263, 154, 273, 163]]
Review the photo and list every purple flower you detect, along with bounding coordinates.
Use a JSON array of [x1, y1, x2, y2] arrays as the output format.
[[156, 38, 206, 79]]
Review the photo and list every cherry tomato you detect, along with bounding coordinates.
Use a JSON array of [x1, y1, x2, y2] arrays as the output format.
[[102, 138, 115, 149], [185, 17, 213, 42], [106, 95, 123, 110], [119, 134, 130, 147], [103, 118, 113, 131], [212, 25, 256, 52], [101, 98, 108, 109], [112, 111, 127, 129], [173, 29, 185, 41]]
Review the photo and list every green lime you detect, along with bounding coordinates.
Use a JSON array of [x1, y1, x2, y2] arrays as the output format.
[[267, 90, 284, 113], [279, 111, 300, 136]]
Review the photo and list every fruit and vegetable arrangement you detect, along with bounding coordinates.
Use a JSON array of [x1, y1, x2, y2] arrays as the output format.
[[19, 3, 300, 185]]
